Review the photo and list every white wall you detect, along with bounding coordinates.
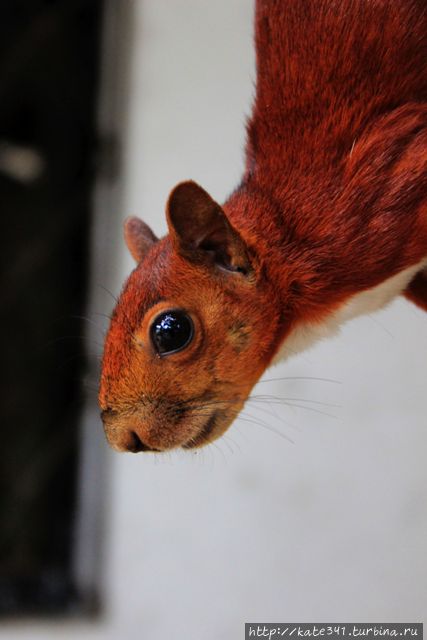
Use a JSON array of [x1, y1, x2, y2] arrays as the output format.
[[2, 1, 426, 638]]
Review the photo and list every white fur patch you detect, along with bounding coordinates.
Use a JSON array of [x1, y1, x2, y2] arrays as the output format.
[[273, 259, 427, 364]]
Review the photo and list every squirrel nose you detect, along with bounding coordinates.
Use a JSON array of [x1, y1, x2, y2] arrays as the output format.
[[101, 409, 159, 452], [125, 430, 158, 453]]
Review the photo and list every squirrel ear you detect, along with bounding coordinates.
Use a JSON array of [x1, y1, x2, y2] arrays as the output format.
[[124, 216, 158, 263], [166, 181, 251, 274]]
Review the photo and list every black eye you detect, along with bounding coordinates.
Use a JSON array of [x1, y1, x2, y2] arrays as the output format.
[[150, 310, 194, 355]]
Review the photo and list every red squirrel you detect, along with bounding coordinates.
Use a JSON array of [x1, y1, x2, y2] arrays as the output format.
[[99, 0, 427, 453]]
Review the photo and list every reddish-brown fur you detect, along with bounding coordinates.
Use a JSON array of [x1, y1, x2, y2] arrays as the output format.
[[100, 0, 427, 452]]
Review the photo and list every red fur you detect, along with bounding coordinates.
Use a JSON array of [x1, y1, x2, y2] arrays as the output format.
[[227, 0, 427, 328], [100, 0, 427, 453]]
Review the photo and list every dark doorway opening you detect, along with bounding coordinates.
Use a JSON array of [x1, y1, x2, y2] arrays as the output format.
[[0, 0, 103, 616]]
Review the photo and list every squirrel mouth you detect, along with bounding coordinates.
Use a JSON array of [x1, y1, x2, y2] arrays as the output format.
[[183, 411, 221, 449]]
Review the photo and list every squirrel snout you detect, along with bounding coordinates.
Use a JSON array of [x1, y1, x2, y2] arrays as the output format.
[[101, 407, 188, 453], [102, 420, 160, 453], [100, 400, 233, 452], [116, 430, 159, 453], [101, 410, 159, 452]]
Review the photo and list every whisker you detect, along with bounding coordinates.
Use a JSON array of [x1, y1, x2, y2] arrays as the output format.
[[38, 335, 95, 351], [243, 402, 299, 431], [237, 413, 295, 444], [247, 397, 337, 419], [205, 440, 229, 466], [240, 405, 296, 436], [366, 314, 394, 339], [98, 284, 134, 337], [68, 314, 107, 339], [256, 375, 342, 385], [98, 283, 120, 305], [231, 422, 251, 445], [93, 311, 114, 322], [219, 435, 236, 456], [56, 352, 102, 374], [249, 394, 340, 408]]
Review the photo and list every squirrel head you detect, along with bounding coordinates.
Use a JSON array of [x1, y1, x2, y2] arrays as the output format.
[[99, 181, 283, 452]]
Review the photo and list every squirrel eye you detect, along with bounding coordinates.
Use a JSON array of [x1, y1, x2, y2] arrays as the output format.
[[150, 310, 194, 356]]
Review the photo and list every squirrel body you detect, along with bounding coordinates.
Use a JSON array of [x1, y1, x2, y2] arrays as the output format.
[[100, 0, 427, 453]]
